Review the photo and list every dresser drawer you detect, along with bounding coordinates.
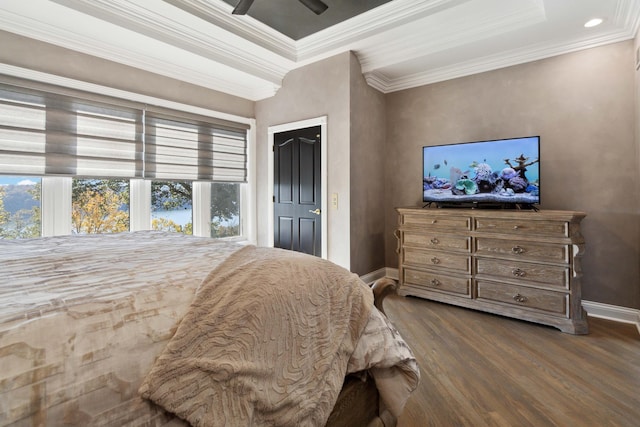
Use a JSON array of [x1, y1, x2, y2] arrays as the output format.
[[476, 280, 568, 316], [404, 248, 471, 273], [474, 218, 567, 238], [475, 237, 569, 263], [404, 268, 471, 296], [404, 233, 471, 252], [476, 258, 569, 288], [402, 213, 471, 231]]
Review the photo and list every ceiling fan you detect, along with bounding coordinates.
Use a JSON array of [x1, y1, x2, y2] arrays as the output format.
[[232, 0, 329, 15]]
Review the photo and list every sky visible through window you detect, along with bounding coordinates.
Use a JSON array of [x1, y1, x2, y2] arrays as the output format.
[[0, 175, 41, 239], [0, 176, 38, 185]]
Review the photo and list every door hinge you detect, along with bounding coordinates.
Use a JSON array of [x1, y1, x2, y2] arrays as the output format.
[[272, 195, 275, 202]]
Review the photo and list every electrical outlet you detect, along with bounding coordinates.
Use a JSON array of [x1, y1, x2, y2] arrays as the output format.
[[331, 193, 338, 209]]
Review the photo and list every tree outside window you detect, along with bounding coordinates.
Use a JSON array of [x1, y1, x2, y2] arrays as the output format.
[[151, 181, 193, 235], [211, 183, 240, 238], [0, 177, 41, 239], [72, 179, 129, 234]]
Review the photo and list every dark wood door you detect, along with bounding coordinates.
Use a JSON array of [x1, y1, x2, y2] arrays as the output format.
[[274, 126, 321, 256]]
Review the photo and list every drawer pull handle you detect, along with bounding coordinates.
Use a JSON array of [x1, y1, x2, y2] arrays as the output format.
[[511, 245, 525, 254], [513, 293, 528, 303], [431, 257, 440, 264], [430, 279, 441, 286], [430, 237, 439, 244], [513, 225, 520, 230], [512, 268, 526, 277], [431, 220, 437, 224]]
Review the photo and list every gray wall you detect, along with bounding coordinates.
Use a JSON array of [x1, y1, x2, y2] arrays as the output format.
[[255, 52, 352, 269], [255, 52, 387, 275], [0, 31, 254, 118], [385, 41, 640, 310], [349, 54, 387, 275], [636, 31, 640, 299]]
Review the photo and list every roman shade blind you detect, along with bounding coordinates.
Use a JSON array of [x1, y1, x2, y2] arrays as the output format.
[[0, 78, 248, 182], [145, 107, 248, 182]]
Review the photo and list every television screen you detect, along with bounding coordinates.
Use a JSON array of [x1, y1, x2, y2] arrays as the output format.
[[423, 136, 540, 207]]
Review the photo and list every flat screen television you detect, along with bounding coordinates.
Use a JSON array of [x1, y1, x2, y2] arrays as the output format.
[[423, 136, 540, 208]]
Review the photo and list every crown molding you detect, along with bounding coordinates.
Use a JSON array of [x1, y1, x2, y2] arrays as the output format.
[[295, 0, 473, 62], [51, 0, 291, 85], [358, 0, 546, 74], [364, 72, 393, 94], [365, 17, 638, 93], [0, 10, 278, 101], [614, 0, 640, 31]]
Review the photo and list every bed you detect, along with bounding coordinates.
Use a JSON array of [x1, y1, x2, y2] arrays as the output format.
[[0, 231, 419, 427]]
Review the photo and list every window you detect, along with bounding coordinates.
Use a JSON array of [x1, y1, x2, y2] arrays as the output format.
[[0, 176, 41, 239], [211, 183, 240, 238], [0, 77, 253, 240], [72, 178, 129, 234], [151, 181, 192, 235]]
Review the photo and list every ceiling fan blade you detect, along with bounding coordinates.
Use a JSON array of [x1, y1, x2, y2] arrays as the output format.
[[298, 0, 329, 15], [232, 0, 255, 15]]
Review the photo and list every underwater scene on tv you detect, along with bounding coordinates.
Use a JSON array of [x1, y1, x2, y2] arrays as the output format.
[[423, 136, 540, 205]]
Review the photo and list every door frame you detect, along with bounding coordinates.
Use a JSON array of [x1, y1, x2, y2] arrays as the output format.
[[268, 116, 327, 259]]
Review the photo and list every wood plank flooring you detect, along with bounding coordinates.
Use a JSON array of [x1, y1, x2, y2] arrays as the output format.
[[383, 294, 640, 427]]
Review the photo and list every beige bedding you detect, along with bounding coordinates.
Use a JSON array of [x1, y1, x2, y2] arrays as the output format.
[[140, 245, 374, 426], [1, 232, 241, 426], [0, 232, 418, 427]]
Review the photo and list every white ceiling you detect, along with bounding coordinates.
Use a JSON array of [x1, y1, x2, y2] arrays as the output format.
[[0, 0, 638, 101]]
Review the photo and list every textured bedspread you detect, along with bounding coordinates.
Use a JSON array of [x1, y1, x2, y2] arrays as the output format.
[[140, 245, 375, 426], [0, 232, 419, 427], [0, 232, 241, 426]]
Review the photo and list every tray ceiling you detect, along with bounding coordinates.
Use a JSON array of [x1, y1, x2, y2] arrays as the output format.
[[219, 0, 394, 40], [0, 0, 638, 101]]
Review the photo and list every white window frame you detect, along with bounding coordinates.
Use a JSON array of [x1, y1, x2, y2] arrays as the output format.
[[1, 64, 256, 242], [129, 179, 151, 231], [41, 176, 71, 236], [192, 181, 211, 237]]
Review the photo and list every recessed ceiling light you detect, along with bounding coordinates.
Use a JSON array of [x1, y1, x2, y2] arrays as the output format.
[[584, 18, 603, 28]]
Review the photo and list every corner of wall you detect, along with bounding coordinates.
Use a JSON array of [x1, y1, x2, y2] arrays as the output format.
[[635, 28, 640, 165], [635, 28, 640, 309], [348, 51, 388, 275]]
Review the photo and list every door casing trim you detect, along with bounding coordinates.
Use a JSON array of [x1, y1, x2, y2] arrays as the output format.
[[268, 116, 328, 259]]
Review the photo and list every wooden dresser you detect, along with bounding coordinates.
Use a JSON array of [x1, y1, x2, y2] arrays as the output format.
[[395, 207, 588, 334]]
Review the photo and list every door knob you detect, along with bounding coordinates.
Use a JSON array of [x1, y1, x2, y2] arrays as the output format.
[[309, 208, 321, 215]]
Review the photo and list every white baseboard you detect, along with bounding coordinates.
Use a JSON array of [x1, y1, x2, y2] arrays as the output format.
[[366, 268, 640, 334], [582, 301, 640, 334], [359, 268, 388, 285]]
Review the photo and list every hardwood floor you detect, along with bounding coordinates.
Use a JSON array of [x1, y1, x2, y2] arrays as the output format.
[[383, 294, 640, 427]]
